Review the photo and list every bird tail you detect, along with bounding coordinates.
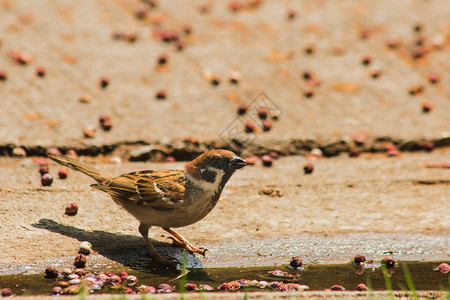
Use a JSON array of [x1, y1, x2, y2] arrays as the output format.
[[48, 155, 112, 184]]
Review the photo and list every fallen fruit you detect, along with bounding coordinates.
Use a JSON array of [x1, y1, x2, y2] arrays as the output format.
[[41, 173, 53, 186], [65, 202, 79, 216]]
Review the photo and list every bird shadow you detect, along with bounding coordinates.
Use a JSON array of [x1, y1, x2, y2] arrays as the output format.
[[32, 219, 204, 275]]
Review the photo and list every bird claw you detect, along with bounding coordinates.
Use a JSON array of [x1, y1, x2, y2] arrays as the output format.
[[166, 237, 207, 256]]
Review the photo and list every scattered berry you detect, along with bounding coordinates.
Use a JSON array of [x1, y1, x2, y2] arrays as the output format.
[[41, 173, 53, 186], [353, 254, 366, 265], [303, 89, 314, 98], [361, 55, 372, 66], [156, 90, 167, 100], [237, 105, 248, 115], [73, 253, 86, 268], [0, 70, 7, 81], [286, 8, 297, 19], [303, 163, 314, 174], [261, 155, 273, 167], [39, 165, 49, 176], [330, 284, 345, 291], [289, 256, 303, 269], [356, 283, 368, 291], [99, 115, 112, 131], [58, 168, 69, 179], [1, 288, 12, 297], [99, 77, 110, 89], [65, 202, 79, 216], [381, 256, 396, 268], [434, 263, 450, 274], [245, 121, 256, 133], [157, 283, 174, 293], [184, 283, 198, 291], [422, 101, 433, 113], [258, 107, 268, 120], [157, 53, 169, 65], [262, 120, 272, 132], [428, 73, 440, 84], [36, 66, 46, 77], [44, 266, 59, 279]]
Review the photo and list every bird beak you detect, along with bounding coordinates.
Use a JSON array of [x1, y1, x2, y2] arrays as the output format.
[[230, 156, 246, 169]]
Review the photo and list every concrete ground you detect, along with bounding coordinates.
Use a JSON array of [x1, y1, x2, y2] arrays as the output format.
[[0, 0, 449, 297]]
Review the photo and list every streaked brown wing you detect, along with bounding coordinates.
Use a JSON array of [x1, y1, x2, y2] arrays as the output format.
[[92, 169, 186, 211]]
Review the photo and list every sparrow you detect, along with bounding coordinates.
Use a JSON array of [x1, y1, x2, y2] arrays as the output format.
[[49, 149, 246, 263]]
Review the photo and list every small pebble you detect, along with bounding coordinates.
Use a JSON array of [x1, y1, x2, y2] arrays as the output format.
[[12, 147, 27, 157], [219, 282, 230, 291], [65, 202, 78, 216], [79, 95, 93, 103], [303, 163, 314, 174], [164, 156, 175, 162], [58, 169, 69, 179], [41, 173, 53, 186], [74, 253, 86, 268], [82, 127, 96, 138], [74, 268, 86, 277], [79, 241, 92, 255]]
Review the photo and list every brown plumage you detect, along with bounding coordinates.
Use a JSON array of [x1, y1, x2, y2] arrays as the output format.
[[49, 149, 246, 263]]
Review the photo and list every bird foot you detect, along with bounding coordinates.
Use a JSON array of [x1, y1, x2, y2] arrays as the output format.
[[167, 237, 208, 256]]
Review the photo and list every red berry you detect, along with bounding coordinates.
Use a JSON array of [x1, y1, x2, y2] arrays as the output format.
[[41, 173, 53, 186], [74, 253, 86, 268], [261, 155, 273, 167], [58, 169, 69, 179], [65, 202, 78, 216], [99, 77, 110, 89]]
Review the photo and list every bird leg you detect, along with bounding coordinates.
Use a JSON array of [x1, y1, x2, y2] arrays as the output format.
[[138, 223, 177, 265], [163, 227, 207, 256]]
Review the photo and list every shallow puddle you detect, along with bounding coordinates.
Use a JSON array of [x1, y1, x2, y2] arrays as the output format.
[[0, 261, 448, 296]]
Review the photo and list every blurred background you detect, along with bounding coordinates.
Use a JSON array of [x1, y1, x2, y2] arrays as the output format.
[[0, 0, 449, 159]]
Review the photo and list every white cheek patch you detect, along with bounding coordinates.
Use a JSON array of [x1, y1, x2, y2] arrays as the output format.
[[187, 167, 225, 194]]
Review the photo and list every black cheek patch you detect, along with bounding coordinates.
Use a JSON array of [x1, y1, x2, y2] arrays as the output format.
[[201, 169, 217, 183]]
